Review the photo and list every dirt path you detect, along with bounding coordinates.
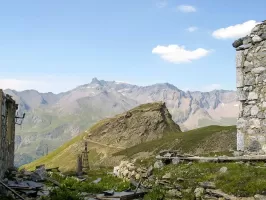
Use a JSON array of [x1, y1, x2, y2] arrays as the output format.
[[82, 135, 125, 150]]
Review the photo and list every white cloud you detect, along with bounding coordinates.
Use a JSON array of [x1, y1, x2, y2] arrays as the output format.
[[152, 44, 211, 64], [212, 20, 260, 39], [0, 76, 86, 93], [187, 26, 198, 32], [182, 84, 222, 92], [202, 84, 222, 92], [177, 5, 196, 13], [156, 0, 167, 8], [115, 81, 131, 84], [0, 79, 42, 91]]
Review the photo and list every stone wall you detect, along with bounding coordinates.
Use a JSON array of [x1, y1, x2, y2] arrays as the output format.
[[233, 20, 266, 154], [0, 89, 17, 178]]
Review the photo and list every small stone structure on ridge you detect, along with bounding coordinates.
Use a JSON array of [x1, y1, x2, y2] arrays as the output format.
[[233, 20, 266, 154], [0, 89, 18, 178]]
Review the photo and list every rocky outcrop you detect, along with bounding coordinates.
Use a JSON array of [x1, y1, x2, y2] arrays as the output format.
[[233, 20, 266, 154], [113, 161, 149, 180], [87, 102, 181, 148]]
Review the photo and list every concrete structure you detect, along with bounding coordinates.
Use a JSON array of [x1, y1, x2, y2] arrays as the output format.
[[233, 20, 266, 154], [0, 89, 18, 178]]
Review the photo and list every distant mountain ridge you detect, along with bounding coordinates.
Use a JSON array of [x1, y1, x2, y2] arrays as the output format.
[[3, 78, 238, 166]]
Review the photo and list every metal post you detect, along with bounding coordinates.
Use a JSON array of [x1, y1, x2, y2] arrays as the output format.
[[82, 141, 90, 170], [77, 154, 83, 176]]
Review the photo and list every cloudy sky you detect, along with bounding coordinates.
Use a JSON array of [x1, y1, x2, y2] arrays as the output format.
[[0, 0, 265, 93]]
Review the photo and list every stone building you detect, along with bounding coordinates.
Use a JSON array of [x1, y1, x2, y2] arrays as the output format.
[[0, 89, 18, 178], [233, 20, 266, 154]]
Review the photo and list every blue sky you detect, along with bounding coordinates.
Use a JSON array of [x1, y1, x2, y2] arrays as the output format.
[[0, 0, 265, 93]]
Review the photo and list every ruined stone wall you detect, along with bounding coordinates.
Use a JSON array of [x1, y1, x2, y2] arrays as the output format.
[[0, 89, 17, 178], [233, 20, 266, 154]]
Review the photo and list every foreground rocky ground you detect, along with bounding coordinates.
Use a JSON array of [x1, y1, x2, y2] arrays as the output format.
[[4, 152, 266, 200]]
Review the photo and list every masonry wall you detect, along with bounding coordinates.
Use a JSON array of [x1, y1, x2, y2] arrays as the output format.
[[234, 20, 266, 154], [0, 89, 17, 178]]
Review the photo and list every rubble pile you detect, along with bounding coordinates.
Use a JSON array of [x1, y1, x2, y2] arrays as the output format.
[[0, 165, 58, 200], [112, 152, 266, 200], [113, 160, 150, 181]]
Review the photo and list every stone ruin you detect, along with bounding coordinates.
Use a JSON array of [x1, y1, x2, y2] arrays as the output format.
[[0, 89, 18, 178], [234, 20, 266, 154]]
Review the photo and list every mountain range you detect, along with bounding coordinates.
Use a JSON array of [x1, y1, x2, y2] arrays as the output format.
[[3, 78, 238, 166]]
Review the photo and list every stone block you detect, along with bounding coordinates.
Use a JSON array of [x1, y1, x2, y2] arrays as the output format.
[[236, 68, 244, 87], [244, 61, 252, 67], [249, 118, 261, 128], [237, 88, 246, 101], [251, 105, 259, 116], [237, 118, 247, 129], [236, 50, 244, 68], [246, 53, 253, 62], [237, 130, 245, 151], [251, 67, 266, 74], [248, 92, 258, 100], [252, 35, 263, 43], [236, 43, 252, 51], [233, 38, 244, 48], [243, 105, 251, 117]]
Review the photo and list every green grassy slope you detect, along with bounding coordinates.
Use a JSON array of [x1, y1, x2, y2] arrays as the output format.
[[22, 102, 181, 171], [113, 125, 236, 157]]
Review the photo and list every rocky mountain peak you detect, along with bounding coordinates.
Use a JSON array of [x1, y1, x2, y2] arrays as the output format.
[[90, 77, 106, 86]]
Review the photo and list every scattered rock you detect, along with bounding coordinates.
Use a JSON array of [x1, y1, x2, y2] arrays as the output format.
[[187, 162, 193, 166], [166, 189, 182, 198], [135, 174, 141, 180], [199, 182, 216, 189], [194, 187, 205, 199], [172, 158, 180, 165], [219, 167, 228, 173], [233, 151, 244, 157], [145, 166, 153, 177], [206, 189, 237, 200], [92, 178, 101, 184], [154, 160, 164, 169], [162, 173, 171, 179], [184, 188, 192, 194], [176, 178, 185, 182], [254, 194, 266, 200]]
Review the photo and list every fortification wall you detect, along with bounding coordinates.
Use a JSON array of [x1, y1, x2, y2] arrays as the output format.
[[0, 90, 17, 178], [233, 20, 266, 153]]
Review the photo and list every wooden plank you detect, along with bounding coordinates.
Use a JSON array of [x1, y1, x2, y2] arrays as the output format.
[[156, 155, 266, 162], [0, 180, 26, 200], [120, 191, 146, 200], [96, 191, 147, 200]]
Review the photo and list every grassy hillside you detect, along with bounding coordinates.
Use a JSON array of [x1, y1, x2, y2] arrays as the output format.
[[23, 124, 236, 172], [22, 102, 181, 171], [113, 125, 236, 158]]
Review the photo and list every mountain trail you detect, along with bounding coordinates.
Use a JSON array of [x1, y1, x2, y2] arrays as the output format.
[[82, 135, 125, 150]]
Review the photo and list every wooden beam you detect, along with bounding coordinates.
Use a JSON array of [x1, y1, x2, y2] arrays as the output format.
[[0, 180, 25, 200], [156, 155, 266, 162]]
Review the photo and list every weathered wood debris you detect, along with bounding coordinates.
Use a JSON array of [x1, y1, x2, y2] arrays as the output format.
[[0, 165, 56, 199], [156, 150, 266, 162], [0, 164, 147, 200]]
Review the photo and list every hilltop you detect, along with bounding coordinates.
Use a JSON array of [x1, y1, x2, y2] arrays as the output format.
[[23, 102, 181, 171]]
